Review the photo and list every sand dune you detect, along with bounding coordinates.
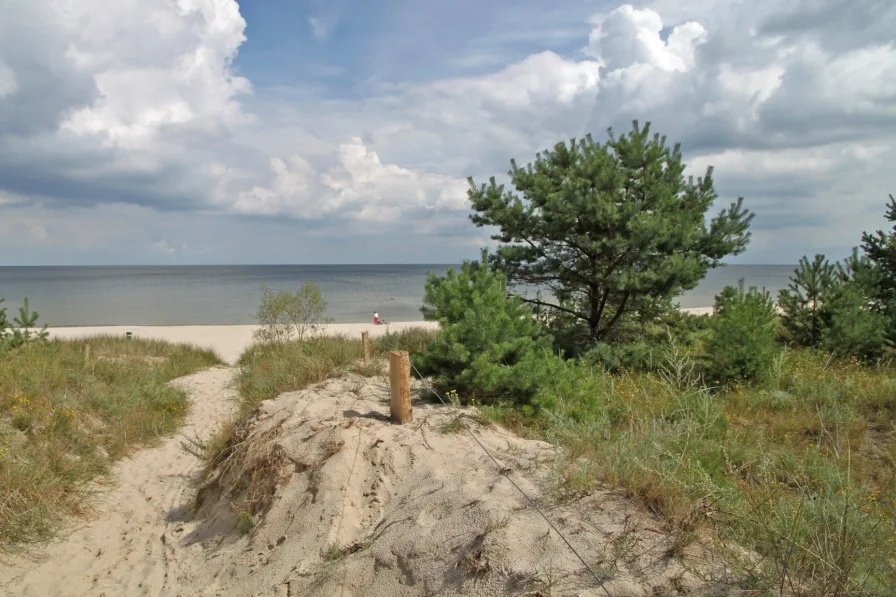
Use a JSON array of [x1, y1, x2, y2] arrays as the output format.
[[1, 367, 727, 597]]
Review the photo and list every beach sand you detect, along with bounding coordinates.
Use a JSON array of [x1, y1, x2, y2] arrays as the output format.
[[48, 321, 440, 365], [1, 367, 723, 597], [49, 309, 714, 365]]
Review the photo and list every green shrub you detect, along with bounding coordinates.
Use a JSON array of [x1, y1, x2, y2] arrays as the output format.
[[821, 285, 890, 362], [706, 282, 780, 385], [0, 298, 48, 353], [778, 254, 839, 348], [253, 283, 332, 345], [581, 341, 652, 373], [416, 250, 554, 404]]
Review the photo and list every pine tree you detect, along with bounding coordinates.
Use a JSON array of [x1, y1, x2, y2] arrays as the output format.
[[468, 121, 753, 345], [707, 281, 779, 385], [777, 254, 839, 347], [861, 194, 896, 318], [0, 297, 48, 351], [417, 249, 552, 403]]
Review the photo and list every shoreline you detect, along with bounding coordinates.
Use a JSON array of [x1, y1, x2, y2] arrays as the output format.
[[47, 308, 715, 365]]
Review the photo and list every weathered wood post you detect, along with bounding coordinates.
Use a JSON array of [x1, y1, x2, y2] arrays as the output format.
[[388, 350, 412, 424], [84, 344, 90, 361], [361, 331, 370, 362]]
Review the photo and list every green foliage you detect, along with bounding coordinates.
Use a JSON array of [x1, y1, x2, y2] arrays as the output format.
[[821, 284, 890, 362], [468, 120, 753, 345], [861, 194, 896, 307], [581, 341, 652, 373], [236, 510, 254, 535], [253, 283, 332, 345], [778, 254, 839, 347], [417, 249, 554, 404], [707, 282, 780, 385], [0, 297, 48, 353]]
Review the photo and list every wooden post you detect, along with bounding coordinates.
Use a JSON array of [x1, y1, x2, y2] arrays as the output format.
[[84, 344, 90, 361], [388, 350, 412, 424], [361, 331, 370, 362]]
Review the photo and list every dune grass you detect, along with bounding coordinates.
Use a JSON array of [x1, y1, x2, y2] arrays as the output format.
[[480, 348, 896, 595], [370, 327, 440, 358], [202, 328, 439, 468], [0, 336, 221, 548], [234, 327, 439, 414]]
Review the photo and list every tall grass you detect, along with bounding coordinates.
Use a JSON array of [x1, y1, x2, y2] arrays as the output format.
[[0, 336, 221, 548], [480, 349, 896, 595], [370, 327, 439, 358], [236, 336, 365, 408]]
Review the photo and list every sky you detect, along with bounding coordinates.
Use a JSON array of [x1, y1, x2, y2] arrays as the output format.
[[0, 0, 894, 266]]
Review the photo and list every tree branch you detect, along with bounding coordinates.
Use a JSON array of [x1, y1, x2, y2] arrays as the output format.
[[520, 297, 587, 320], [597, 291, 630, 339]]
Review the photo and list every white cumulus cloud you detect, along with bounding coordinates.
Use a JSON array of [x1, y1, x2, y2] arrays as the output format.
[[0, 0, 894, 264]]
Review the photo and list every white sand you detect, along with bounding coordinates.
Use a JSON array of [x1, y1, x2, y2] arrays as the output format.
[[1, 368, 726, 596], [48, 321, 440, 365], [48, 309, 712, 366], [0, 367, 240, 596]]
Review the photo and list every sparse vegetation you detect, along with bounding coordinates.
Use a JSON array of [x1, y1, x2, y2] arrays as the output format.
[[236, 510, 254, 535], [254, 282, 333, 345], [0, 336, 221, 548]]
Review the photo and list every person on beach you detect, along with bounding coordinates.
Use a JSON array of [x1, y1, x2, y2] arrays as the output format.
[[373, 311, 380, 325]]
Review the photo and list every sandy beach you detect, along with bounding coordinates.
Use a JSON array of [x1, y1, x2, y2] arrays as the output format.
[[48, 308, 714, 365], [48, 321, 440, 364]]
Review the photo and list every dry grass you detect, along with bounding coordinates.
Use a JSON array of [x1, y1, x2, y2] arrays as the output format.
[[480, 348, 896, 595], [370, 326, 439, 358], [0, 336, 222, 548]]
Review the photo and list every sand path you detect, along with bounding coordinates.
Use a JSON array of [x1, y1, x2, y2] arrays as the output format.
[[0, 366, 238, 597]]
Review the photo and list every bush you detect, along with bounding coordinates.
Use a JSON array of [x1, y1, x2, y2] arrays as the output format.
[[706, 282, 780, 385], [253, 283, 332, 345], [581, 341, 652, 373], [821, 285, 890, 362], [0, 297, 48, 353], [416, 250, 554, 404], [778, 254, 839, 348]]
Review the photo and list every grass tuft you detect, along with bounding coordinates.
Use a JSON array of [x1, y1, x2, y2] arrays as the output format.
[[482, 348, 896, 595], [0, 336, 221, 548], [370, 326, 438, 358]]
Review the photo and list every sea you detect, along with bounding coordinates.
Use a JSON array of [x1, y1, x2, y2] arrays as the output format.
[[0, 265, 796, 327]]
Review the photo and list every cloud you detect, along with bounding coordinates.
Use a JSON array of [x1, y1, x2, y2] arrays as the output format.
[[580, 2, 895, 262], [0, 1, 894, 265], [308, 17, 327, 41]]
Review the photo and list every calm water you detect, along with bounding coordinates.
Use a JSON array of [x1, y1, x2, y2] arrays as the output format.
[[0, 264, 795, 327]]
